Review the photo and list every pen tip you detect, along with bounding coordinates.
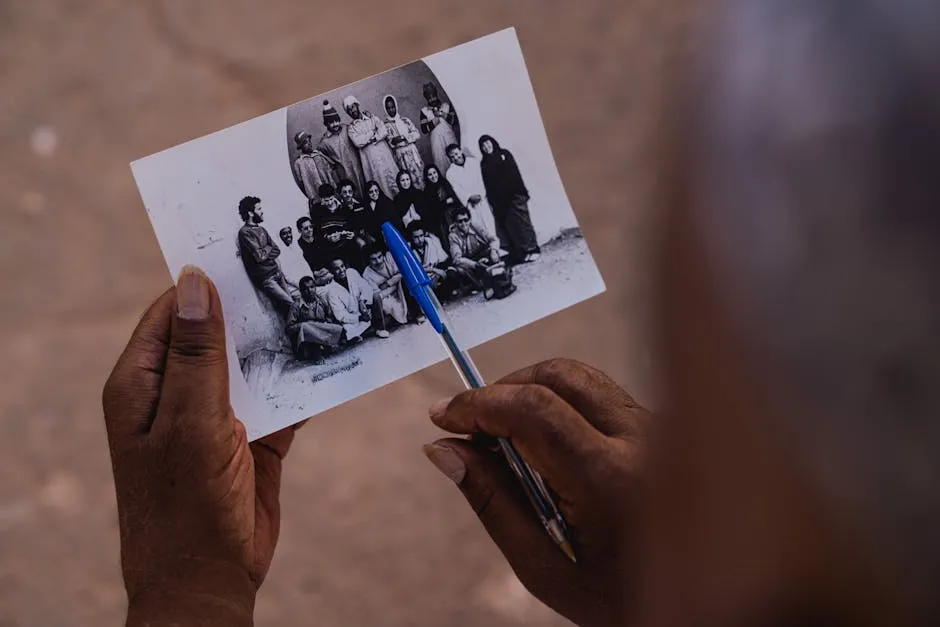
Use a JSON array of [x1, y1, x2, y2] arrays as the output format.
[[560, 540, 577, 563]]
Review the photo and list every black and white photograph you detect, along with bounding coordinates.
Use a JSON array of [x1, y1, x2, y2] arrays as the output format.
[[132, 28, 605, 440]]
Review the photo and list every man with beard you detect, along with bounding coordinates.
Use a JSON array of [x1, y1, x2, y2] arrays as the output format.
[[318, 99, 365, 194], [236, 195, 294, 316]]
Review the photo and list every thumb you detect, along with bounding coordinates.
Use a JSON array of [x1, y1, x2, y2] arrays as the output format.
[[152, 265, 231, 436], [423, 438, 574, 575]]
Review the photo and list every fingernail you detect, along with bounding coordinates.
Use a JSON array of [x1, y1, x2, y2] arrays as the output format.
[[422, 443, 466, 484], [177, 265, 211, 320], [428, 397, 452, 420]]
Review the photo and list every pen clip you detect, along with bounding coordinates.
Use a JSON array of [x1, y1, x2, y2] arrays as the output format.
[[381, 221, 444, 332]]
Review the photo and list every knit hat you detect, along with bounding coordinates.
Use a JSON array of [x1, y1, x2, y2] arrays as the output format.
[[294, 130, 311, 146], [322, 100, 340, 124]]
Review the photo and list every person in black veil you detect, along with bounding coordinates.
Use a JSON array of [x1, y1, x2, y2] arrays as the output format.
[[392, 170, 430, 232], [363, 179, 402, 241], [423, 163, 462, 244], [479, 134, 540, 263]]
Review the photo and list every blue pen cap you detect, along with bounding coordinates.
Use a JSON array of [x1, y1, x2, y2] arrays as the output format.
[[380, 221, 445, 332]]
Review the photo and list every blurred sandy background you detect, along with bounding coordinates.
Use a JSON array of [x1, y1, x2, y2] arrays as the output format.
[[0, 1, 699, 625]]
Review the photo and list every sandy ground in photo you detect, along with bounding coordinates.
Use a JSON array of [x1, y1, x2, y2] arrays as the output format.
[[0, 2, 704, 625]]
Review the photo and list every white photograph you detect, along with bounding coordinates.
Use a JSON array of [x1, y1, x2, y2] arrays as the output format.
[[131, 28, 606, 440]]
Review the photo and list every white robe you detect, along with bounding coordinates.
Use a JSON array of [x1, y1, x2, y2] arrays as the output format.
[[445, 156, 498, 240], [278, 242, 313, 285], [338, 268, 374, 306], [316, 280, 371, 340]]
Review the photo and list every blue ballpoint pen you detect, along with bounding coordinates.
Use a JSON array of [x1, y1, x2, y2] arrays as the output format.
[[381, 221, 576, 563]]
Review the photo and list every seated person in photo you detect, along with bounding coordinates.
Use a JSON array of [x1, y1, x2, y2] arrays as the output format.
[[310, 183, 363, 270], [330, 258, 390, 339], [296, 216, 321, 275], [407, 221, 459, 301], [338, 178, 374, 250], [448, 207, 501, 294], [364, 180, 403, 241], [311, 267, 372, 345], [362, 245, 416, 327], [284, 276, 345, 361]]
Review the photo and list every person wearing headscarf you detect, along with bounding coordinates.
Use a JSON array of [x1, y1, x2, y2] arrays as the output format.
[[383, 95, 425, 191], [423, 163, 463, 243], [479, 134, 540, 263], [293, 130, 340, 203], [343, 95, 399, 199], [420, 82, 460, 176], [392, 170, 430, 231], [362, 180, 402, 240], [317, 100, 365, 194]]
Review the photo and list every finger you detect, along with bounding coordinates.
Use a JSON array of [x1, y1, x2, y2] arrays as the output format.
[[423, 438, 577, 579], [250, 424, 296, 584], [152, 266, 231, 437], [497, 358, 648, 438], [102, 288, 175, 443], [430, 384, 607, 496]]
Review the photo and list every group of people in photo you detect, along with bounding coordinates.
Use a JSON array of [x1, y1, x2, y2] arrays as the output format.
[[237, 82, 542, 363]]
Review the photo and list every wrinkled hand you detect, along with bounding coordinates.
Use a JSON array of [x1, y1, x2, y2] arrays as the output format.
[[423, 359, 648, 627], [102, 266, 298, 626]]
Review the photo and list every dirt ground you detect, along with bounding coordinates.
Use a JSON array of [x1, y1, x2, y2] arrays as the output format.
[[0, 1, 701, 625]]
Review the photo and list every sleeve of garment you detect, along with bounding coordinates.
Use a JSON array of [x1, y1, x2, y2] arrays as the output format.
[[443, 102, 458, 127], [428, 235, 449, 265], [327, 290, 358, 324], [372, 116, 388, 141], [447, 170, 472, 207], [317, 136, 337, 160], [449, 232, 464, 261], [347, 120, 372, 148], [352, 270, 374, 302], [238, 228, 269, 263], [294, 159, 317, 199], [419, 108, 433, 134], [403, 117, 420, 144], [505, 151, 528, 195]]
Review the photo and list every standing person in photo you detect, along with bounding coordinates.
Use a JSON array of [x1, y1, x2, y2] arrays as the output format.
[[479, 134, 541, 263], [318, 100, 365, 194], [383, 95, 425, 190], [236, 196, 295, 316], [445, 144, 500, 245], [344, 95, 400, 200], [420, 82, 460, 176], [293, 131, 340, 204]]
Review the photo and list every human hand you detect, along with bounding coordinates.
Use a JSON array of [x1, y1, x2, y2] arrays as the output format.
[[423, 359, 648, 627], [102, 266, 300, 627]]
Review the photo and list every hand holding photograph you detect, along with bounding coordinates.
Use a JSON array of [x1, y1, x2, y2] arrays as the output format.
[[131, 28, 606, 440]]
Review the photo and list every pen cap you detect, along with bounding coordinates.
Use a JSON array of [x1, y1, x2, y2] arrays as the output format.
[[381, 221, 445, 333]]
